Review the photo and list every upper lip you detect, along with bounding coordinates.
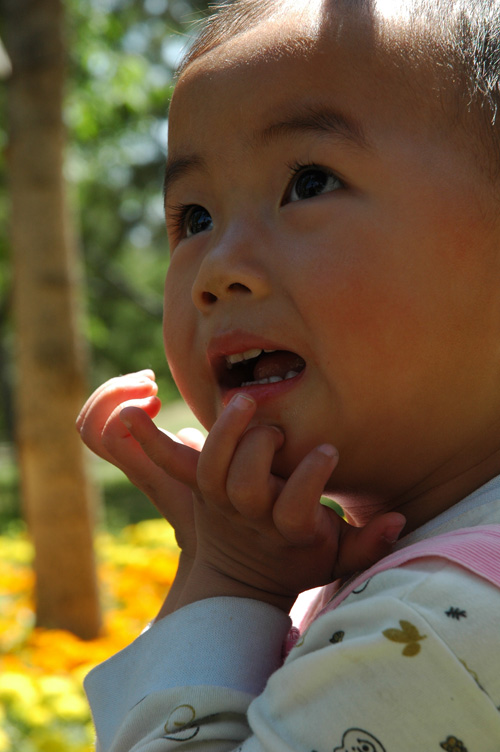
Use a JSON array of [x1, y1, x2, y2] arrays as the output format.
[[207, 330, 297, 365], [207, 329, 305, 390]]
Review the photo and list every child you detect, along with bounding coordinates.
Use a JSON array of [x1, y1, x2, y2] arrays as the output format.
[[78, 0, 500, 748]]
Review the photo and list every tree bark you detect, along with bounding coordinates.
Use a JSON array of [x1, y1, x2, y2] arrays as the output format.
[[3, 0, 101, 638]]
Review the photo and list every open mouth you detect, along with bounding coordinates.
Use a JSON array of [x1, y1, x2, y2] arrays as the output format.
[[218, 348, 306, 390]]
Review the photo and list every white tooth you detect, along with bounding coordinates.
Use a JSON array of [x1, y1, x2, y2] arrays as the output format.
[[241, 375, 285, 387], [226, 348, 262, 366], [242, 348, 262, 361], [284, 370, 299, 380], [227, 352, 244, 365]]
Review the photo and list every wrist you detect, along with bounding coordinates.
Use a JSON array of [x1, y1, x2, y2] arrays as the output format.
[[155, 549, 195, 621], [174, 559, 296, 613]]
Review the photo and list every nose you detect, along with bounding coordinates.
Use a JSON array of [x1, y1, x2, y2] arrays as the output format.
[[191, 225, 271, 312]]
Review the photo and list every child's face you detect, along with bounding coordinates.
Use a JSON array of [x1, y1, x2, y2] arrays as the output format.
[[163, 7, 500, 520]]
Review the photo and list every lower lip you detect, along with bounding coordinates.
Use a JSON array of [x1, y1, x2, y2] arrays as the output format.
[[221, 369, 305, 407]]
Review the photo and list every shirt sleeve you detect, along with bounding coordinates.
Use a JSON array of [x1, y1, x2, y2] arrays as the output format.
[[84, 597, 291, 752], [85, 564, 500, 752]]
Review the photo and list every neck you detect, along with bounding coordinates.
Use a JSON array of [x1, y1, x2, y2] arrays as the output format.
[[340, 444, 500, 535]]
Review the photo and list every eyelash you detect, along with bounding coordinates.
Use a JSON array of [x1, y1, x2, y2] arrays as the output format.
[[286, 160, 315, 179], [166, 202, 194, 244], [166, 162, 344, 243], [283, 160, 344, 202]]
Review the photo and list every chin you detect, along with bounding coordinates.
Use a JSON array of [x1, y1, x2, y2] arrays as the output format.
[[269, 440, 331, 482]]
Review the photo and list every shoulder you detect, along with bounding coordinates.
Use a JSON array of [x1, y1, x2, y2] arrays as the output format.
[[287, 558, 500, 707], [253, 559, 500, 750]]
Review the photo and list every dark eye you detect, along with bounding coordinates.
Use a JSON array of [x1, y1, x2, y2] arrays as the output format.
[[287, 165, 342, 203], [186, 205, 213, 237]]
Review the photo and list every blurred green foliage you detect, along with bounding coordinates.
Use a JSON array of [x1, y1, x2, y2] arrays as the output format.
[[0, 0, 211, 446]]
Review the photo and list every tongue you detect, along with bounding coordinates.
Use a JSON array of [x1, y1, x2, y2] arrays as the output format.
[[253, 351, 305, 381]]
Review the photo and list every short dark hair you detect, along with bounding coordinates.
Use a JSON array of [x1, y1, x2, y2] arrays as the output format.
[[177, 0, 500, 175]]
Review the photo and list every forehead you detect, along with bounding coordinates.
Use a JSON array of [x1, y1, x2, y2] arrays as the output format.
[[168, 4, 440, 156], [164, 0, 488, 213]]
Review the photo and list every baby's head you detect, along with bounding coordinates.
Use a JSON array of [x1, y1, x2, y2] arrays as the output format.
[[180, 0, 500, 177], [162, 0, 500, 529]]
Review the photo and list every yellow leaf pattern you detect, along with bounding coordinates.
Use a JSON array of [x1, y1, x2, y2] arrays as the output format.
[[382, 620, 427, 656], [440, 735, 468, 751]]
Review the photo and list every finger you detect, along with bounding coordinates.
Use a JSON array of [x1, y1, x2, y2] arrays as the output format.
[[120, 405, 200, 489], [272, 445, 339, 545], [196, 393, 256, 504], [176, 427, 206, 452], [77, 371, 157, 456], [334, 512, 406, 579], [77, 370, 156, 430], [103, 402, 196, 536], [100, 396, 167, 486], [225, 424, 284, 520], [83, 390, 160, 470]]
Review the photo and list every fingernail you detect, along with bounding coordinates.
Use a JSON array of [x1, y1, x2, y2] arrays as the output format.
[[269, 425, 284, 437], [382, 519, 406, 544], [318, 444, 338, 459], [232, 393, 255, 410]]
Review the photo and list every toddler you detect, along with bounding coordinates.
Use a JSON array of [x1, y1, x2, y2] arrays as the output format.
[[78, 0, 500, 748]]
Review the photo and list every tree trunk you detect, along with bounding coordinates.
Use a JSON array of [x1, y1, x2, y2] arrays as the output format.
[[3, 0, 101, 639]]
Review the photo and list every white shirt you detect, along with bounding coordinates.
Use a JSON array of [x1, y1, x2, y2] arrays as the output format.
[[85, 476, 500, 751]]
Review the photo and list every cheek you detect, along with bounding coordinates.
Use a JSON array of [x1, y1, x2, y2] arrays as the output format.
[[163, 266, 196, 392], [163, 269, 187, 358], [163, 266, 218, 430]]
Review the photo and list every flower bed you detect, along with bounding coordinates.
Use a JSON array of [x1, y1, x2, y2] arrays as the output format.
[[0, 520, 179, 751]]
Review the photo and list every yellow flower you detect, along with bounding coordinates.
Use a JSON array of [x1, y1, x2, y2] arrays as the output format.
[[0, 727, 11, 752], [51, 691, 90, 722], [0, 671, 38, 705], [0, 519, 179, 752], [12, 699, 52, 727]]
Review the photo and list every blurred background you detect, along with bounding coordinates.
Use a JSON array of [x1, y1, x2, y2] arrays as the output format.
[[0, 1, 211, 748]]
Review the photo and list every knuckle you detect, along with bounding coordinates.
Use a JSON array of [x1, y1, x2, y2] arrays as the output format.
[[226, 477, 255, 508], [196, 463, 218, 496]]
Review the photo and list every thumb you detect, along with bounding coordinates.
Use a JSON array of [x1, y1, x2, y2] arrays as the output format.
[[120, 406, 200, 489], [334, 512, 406, 580]]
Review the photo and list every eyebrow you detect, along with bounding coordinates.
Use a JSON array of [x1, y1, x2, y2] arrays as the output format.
[[163, 105, 370, 203], [256, 105, 371, 151], [163, 155, 207, 205]]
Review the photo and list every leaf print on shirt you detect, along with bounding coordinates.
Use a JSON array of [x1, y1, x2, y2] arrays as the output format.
[[329, 631, 345, 644], [445, 607, 467, 620], [382, 620, 427, 656], [439, 735, 468, 751]]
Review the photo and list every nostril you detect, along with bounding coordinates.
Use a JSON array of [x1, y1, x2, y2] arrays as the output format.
[[201, 291, 218, 305], [228, 282, 251, 293]]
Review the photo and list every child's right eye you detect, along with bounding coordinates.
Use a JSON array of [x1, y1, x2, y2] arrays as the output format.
[[168, 204, 213, 241], [185, 205, 213, 237]]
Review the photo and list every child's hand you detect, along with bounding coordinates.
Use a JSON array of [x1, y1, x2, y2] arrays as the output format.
[[122, 392, 406, 613], [76, 371, 203, 556]]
